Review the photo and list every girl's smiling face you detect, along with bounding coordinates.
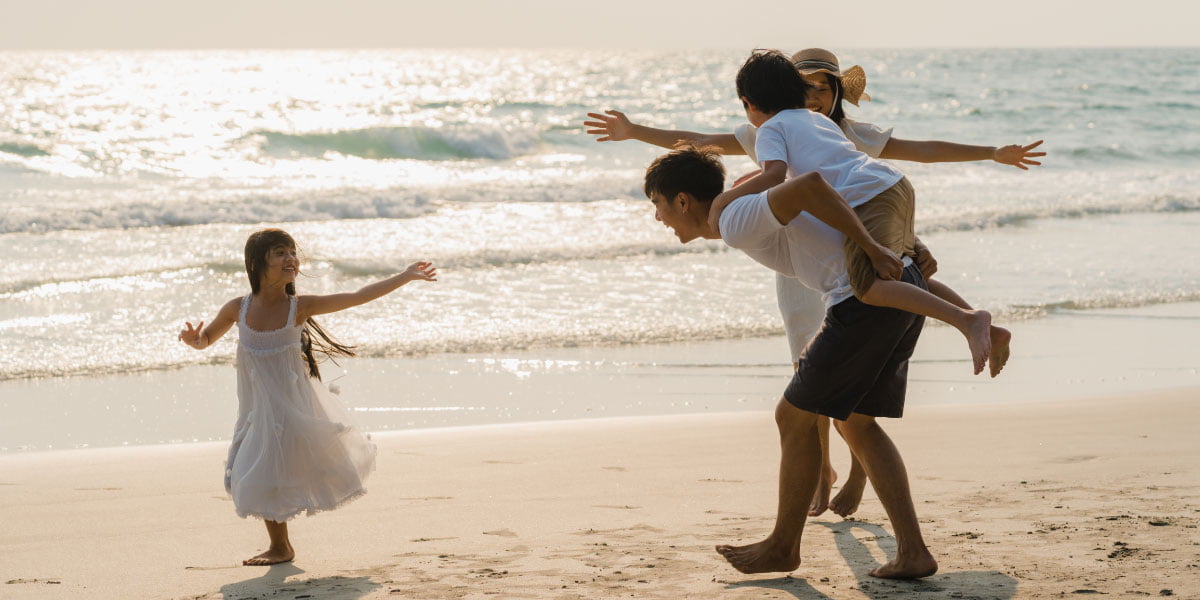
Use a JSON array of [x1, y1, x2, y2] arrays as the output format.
[[802, 72, 836, 117], [263, 243, 299, 287]]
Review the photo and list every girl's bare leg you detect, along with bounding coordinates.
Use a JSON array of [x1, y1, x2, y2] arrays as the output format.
[[243, 520, 295, 566]]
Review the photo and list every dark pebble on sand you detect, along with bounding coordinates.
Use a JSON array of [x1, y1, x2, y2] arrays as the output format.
[[1160, 590, 1173, 596], [1071, 590, 1102, 594]]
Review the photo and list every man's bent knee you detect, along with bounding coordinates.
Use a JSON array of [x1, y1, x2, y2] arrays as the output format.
[[775, 397, 820, 430]]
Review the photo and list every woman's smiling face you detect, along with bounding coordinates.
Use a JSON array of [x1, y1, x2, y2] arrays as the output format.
[[802, 71, 836, 117]]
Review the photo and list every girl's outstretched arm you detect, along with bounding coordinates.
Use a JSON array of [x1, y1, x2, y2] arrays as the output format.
[[298, 261, 437, 321], [880, 138, 1044, 169], [583, 109, 745, 154], [179, 297, 241, 350]]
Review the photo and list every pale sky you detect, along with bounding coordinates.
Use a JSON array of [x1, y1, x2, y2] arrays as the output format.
[[1, 0, 1196, 50]]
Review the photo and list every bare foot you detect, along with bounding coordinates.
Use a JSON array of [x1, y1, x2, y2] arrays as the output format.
[[243, 545, 294, 566], [809, 466, 837, 516], [868, 551, 938, 579], [959, 310, 992, 375], [829, 475, 867, 517], [715, 539, 800, 574], [988, 326, 1011, 378]]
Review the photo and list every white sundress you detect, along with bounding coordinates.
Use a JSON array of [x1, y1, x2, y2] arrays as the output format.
[[225, 294, 377, 522]]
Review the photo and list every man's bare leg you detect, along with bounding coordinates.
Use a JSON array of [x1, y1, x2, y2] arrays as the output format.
[[809, 415, 837, 516], [244, 520, 295, 566], [836, 414, 937, 579], [716, 399, 822, 574]]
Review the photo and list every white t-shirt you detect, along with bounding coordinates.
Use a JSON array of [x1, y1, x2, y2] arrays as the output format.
[[734, 117, 894, 163], [754, 109, 903, 208], [719, 189, 855, 309]]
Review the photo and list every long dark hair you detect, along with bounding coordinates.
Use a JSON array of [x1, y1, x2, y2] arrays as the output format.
[[244, 228, 355, 380], [825, 73, 847, 125]]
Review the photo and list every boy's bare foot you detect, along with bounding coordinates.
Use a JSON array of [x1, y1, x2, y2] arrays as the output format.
[[988, 326, 1011, 378], [715, 539, 800, 574], [868, 552, 938, 579], [961, 310, 992, 375], [809, 466, 837, 516], [829, 475, 867, 517], [243, 545, 294, 566]]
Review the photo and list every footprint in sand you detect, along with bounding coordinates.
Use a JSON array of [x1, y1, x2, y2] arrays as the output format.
[[602, 466, 626, 472], [5, 578, 62, 585], [483, 529, 518, 537]]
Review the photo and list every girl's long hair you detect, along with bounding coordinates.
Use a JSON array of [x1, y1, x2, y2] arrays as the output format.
[[244, 229, 355, 380]]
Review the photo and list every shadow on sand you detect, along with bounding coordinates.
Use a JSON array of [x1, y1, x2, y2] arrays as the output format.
[[725, 520, 1017, 599], [219, 562, 380, 600]]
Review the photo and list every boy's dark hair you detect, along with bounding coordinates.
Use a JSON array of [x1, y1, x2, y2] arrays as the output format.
[[736, 50, 811, 115], [644, 145, 725, 204]]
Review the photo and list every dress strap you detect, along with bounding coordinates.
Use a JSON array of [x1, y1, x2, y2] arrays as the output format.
[[239, 294, 251, 324], [287, 295, 299, 329]]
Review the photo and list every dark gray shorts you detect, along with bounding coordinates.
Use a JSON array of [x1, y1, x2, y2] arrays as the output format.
[[783, 263, 926, 421]]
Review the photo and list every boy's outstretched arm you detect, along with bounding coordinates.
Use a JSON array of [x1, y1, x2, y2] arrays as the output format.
[[298, 261, 437, 321], [179, 297, 240, 350], [583, 109, 745, 154], [881, 138, 1044, 169], [766, 172, 903, 281]]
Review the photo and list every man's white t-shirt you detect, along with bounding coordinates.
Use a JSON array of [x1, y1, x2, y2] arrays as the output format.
[[719, 190, 855, 309], [753, 109, 903, 208]]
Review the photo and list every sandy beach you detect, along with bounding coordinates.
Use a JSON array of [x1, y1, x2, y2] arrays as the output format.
[[3, 307, 1200, 599]]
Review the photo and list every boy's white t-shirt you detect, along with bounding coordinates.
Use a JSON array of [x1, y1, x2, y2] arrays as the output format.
[[749, 109, 903, 207], [734, 118, 893, 163], [719, 189, 855, 309]]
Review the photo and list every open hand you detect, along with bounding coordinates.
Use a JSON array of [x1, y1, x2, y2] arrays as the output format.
[[869, 245, 904, 281], [583, 109, 634, 142], [993, 140, 1045, 170], [402, 261, 438, 283], [178, 321, 204, 348]]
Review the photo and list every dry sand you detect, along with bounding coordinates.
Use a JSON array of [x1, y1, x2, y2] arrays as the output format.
[[2, 385, 1198, 599]]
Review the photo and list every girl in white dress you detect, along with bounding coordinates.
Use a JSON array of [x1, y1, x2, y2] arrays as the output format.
[[179, 228, 437, 565]]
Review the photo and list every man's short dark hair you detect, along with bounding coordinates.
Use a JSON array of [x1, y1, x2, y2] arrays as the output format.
[[736, 50, 811, 114], [644, 145, 726, 204]]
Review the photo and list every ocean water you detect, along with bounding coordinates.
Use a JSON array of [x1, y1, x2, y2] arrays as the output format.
[[1, 47, 1198, 385]]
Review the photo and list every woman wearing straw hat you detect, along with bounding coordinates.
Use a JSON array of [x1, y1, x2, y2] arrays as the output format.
[[584, 47, 1044, 518]]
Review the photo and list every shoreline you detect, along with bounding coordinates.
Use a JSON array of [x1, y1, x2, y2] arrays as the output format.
[[4, 302, 1200, 454]]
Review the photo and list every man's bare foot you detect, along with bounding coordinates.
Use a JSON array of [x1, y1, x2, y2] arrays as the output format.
[[959, 310, 992, 375], [715, 539, 800, 574], [809, 466, 837, 516], [988, 326, 1011, 378], [868, 552, 938, 579], [243, 545, 294, 566], [829, 475, 867, 517]]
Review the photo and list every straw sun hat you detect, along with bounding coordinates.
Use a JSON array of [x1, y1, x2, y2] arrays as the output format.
[[789, 48, 871, 106]]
